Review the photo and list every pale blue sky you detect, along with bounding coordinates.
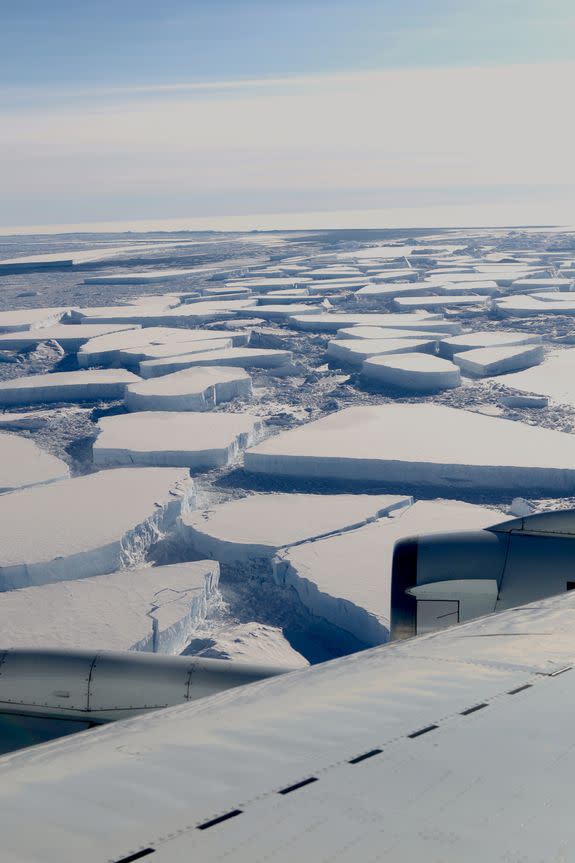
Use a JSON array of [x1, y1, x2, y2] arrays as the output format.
[[1, 1, 574, 229]]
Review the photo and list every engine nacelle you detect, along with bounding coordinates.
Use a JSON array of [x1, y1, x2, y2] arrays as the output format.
[[391, 509, 575, 639]]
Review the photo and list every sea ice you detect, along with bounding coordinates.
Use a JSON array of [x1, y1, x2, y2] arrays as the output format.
[[139, 347, 292, 379], [245, 403, 575, 492], [0, 369, 140, 406], [393, 294, 485, 310], [125, 367, 252, 412], [0, 468, 193, 589], [94, 411, 265, 469], [510, 278, 573, 293], [327, 337, 438, 366], [362, 352, 461, 391], [290, 312, 460, 333], [0, 324, 140, 354], [83, 268, 204, 285], [273, 499, 499, 645], [502, 349, 575, 407], [181, 492, 411, 568], [0, 308, 70, 334], [0, 562, 219, 654], [439, 330, 542, 359], [495, 296, 575, 317], [185, 622, 308, 667], [453, 344, 544, 377], [0, 432, 69, 493], [336, 326, 448, 340]]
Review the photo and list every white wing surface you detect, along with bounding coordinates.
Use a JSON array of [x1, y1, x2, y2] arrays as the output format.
[[1, 591, 575, 862]]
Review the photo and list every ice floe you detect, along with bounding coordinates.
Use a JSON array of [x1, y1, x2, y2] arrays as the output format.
[[0, 369, 140, 406], [125, 366, 252, 412], [0, 324, 140, 354], [245, 404, 575, 492], [453, 344, 544, 377], [0, 561, 219, 654], [0, 308, 69, 334], [0, 468, 193, 589], [94, 411, 265, 469], [180, 492, 411, 569], [290, 312, 460, 333], [273, 499, 499, 645], [502, 349, 575, 407], [362, 352, 461, 391], [139, 347, 292, 378], [495, 296, 575, 317], [327, 337, 438, 366], [393, 294, 486, 310], [438, 330, 542, 358], [0, 432, 69, 493]]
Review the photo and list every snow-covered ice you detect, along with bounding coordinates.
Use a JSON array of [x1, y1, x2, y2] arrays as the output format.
[[0, 324, 140, 354], [181, 493, 411, 567], [0, 369, 140, 406], [94, 411, 265, 469], [139, 347, 292, 378], [510, 277, 573, 293], [362, 352, 461, 391], [0, 561, 219, 654], [273, 499, 500, 645], [502, 349, 575, 407], [336, 326, 448, 341], [393, 294, 485, 310], [453, 344, 544, 377], [438, 330, 543, 359], [0, 308, 69, 334], [0, 432, 69, 493], [116, 337, 234, 367], [185, 622, 308, 667], [495, 296, 575, 317], [290, 313, 461, 333], [245, 404, 575, 492], [327, 337, 438, 366], [0, 468, 194, 589], [83, 268, 205, 285], [78, 326, 248, 367], [125, 366, 252, 412]]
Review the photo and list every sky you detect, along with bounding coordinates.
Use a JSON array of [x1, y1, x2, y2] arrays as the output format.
[[1, 0, 574, 231]]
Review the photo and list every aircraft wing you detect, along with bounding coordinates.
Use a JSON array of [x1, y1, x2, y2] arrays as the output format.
[[1, 591, 575, 862]]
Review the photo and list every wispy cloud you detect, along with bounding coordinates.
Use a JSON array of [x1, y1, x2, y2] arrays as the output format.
[[1, 62, 574, 226]]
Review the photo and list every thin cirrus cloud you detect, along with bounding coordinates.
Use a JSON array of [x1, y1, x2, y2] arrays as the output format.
[[1, 61, 574, 226]]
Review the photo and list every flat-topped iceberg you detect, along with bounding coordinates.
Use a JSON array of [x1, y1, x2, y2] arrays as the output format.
[[0, 432, 69, 493], [0, 468, 194, 589], [453, 344, 544, 377], [94, 411, 265, 469], [362, 352, 461, 391], [327, 337, 438, 366], [0, 561, 219, 654], [439, 330, 542, 359], [0, 308, 70, 333], [289, 312, 460, 333], [181, 492, 411, 569], [0, 324, 139, 354], [245, 404, 575, 492], [139, 347, 292, 379], [125, 366, 252, 412], [273, 500, 501, 645], [0, 369, 140, 406], [503, 349, 575, 407]]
